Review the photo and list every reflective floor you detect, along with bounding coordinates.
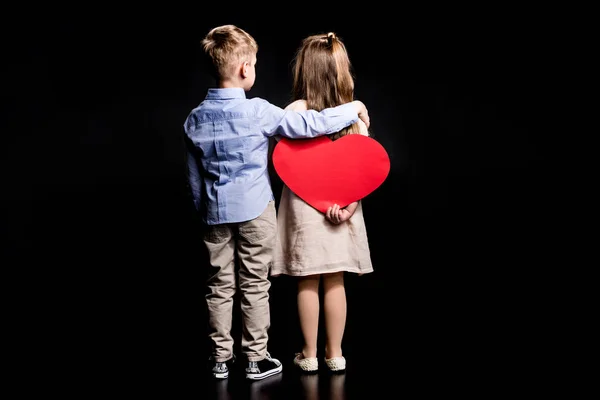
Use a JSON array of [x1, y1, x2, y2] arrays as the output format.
[[204, 366, 353, 400], [186, 273, 533, 399], [195, 339, 527, 400], [39, 241, 537, 399]]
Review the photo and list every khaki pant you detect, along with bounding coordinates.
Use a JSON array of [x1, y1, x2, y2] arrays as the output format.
[[202, 201, 276, 362]]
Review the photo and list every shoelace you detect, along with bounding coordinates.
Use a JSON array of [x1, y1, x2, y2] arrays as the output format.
[[214, 362, 227, 372], [247, 361, 259, 372]]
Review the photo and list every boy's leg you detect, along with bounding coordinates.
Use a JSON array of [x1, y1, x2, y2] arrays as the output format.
[[236, 200, 277, 361], [203, 223, 237, 363]]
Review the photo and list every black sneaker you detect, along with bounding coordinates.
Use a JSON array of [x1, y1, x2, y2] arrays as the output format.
[[245, 352, 282, 380], [209, 354, 236, 379]]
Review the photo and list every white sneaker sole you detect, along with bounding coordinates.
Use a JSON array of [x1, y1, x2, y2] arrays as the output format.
[[246, 364, 283, 380], [213, 371, 228, 379]]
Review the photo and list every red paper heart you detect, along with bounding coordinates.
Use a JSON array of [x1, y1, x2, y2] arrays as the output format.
[[273, 134, 390, 213]]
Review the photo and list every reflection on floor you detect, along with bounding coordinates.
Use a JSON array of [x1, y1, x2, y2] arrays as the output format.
[[205, 366, 349, 400]]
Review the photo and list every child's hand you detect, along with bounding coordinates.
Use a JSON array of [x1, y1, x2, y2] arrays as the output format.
[[352, 100, 370, 129], [326, 204, 352, 224]]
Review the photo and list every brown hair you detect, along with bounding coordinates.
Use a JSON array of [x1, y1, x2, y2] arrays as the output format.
[[201, 24, 258, 80], [291, 32, 363, 139]]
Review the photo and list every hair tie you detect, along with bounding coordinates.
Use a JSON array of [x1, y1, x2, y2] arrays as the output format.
[[327, 32, 335, 45]]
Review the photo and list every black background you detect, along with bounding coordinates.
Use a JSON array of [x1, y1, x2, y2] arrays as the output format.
[[3, 4, 561, 394]]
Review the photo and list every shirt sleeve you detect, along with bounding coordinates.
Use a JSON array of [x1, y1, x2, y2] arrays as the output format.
[[184, 136, 202, 211], [256, 100, 359, 138]]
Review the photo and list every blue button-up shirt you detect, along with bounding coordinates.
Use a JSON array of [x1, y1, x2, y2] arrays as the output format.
[[184, 87, 359, 225]]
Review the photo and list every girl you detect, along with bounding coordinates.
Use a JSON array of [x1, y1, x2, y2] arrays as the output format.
[[271, 32, 374, 373]]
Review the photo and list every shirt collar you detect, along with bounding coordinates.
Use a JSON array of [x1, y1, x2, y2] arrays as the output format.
[[205, 87, 246, 100]]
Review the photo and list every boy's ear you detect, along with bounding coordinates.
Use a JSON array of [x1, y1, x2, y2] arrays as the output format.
[[241, 61, 250, 78]]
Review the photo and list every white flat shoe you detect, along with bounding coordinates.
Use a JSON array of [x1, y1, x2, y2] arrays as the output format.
[[293, 353, 318, 372], [325, 356, 346, 372]]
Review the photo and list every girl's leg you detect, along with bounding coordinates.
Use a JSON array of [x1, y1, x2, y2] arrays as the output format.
[[322, 272, 346, 359], [297, 275, 321, 358]]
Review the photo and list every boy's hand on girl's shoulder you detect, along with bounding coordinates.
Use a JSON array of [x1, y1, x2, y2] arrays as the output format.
[[352, 100, 370, 129]]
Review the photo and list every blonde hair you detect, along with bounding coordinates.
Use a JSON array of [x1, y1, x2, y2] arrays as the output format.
[[201, 24, 258, 80], [291, 32, 363, 140]]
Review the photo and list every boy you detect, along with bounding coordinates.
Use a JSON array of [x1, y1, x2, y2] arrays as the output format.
[[183, 24, 370, 381]]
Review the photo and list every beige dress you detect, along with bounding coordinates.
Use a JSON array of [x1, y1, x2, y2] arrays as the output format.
[[271, 187, 373, 277], [271, 107, 373, 277]]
